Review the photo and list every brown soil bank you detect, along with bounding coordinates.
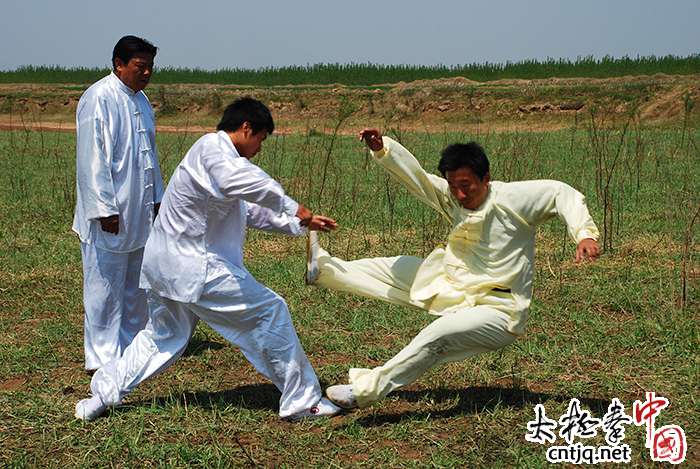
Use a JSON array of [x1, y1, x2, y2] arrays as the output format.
[[1, 74, 698, 134]]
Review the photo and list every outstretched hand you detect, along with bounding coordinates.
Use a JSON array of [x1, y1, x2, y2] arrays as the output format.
[[359, 128, 384, 151], [575, 238, 600, 263], [296, 204, 337, 232], [307, 215, 338, 232]]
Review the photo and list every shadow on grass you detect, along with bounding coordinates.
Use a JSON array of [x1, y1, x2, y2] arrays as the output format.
[[123, 378, 340, 415], [124, 383, 282, 414], [122, 384, 611, 422], [353, 385, 611, 427], [181, 336, 225, 357]]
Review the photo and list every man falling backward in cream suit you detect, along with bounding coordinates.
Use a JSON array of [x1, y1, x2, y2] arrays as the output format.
[[306, 128, 601, 409]]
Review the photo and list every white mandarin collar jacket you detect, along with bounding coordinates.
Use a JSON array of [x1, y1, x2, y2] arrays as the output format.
[[72, 73, 165, 252], [140, 131, 302, 303]]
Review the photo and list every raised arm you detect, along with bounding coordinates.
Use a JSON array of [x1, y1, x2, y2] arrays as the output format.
[[360, 129, 456, 222], [503, 179, 601, 262]]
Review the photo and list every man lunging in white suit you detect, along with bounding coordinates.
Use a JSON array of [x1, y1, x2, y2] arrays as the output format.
[[75, 98, 342, 421]]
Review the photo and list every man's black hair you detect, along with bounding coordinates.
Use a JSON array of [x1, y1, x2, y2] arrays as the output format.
[[437, 142, 490, 180], [112, 35, 157, 70], [217, 97, 275, 135]]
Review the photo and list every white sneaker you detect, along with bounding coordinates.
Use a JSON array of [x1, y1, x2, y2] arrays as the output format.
[[325, 384, 358, 409], [287, 397, 342, 421], [74, 395, 107, 421], [305, 230, 320, 285]]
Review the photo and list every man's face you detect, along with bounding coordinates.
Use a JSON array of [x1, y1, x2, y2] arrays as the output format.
[[115, 52, 155, 92], [238, 126, 268, 159], [446, 167, 490, 210]]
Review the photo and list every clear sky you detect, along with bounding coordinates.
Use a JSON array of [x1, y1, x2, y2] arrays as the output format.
[[2, 0, 698, 70]]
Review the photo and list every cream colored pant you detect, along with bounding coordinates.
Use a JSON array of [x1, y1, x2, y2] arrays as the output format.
[[316, 248, 517, 407]]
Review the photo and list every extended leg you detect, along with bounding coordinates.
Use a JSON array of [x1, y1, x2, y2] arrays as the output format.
[[191, 267, 328, 418], [313, 243, 429, 310], [79, 294, 198, 418], [332, 306, 517, 407]]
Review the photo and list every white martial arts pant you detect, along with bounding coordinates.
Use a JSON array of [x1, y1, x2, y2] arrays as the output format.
[[80, 242, 149, 370], [316, 249, 517, 407], [89, 266, 322, 418]]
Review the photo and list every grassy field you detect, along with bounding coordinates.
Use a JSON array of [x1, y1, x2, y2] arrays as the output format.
[[1, 54, 699, 86], [0, 119, 698, 467]]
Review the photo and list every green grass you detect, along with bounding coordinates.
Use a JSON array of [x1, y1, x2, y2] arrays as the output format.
[[0, 121, 698, 467], [1, 54, 699, 86]]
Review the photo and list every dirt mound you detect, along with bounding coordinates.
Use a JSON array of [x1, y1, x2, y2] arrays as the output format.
[[639, 84, 699, 122], [390, 76, 481, 90], [1, 74, 698, 133]]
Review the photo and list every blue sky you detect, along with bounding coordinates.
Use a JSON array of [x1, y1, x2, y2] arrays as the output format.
[[2, 0, 698, 70]]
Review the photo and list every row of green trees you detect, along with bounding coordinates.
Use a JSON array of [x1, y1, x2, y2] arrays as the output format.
[[1, 54, 698, 86]]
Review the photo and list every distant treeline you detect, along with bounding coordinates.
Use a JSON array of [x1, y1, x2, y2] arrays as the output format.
[[1, 55, 698, 86]]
